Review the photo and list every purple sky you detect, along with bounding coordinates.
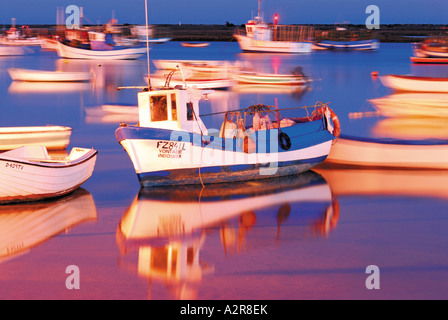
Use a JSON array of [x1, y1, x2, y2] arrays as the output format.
[[1, 0, 447, 25]]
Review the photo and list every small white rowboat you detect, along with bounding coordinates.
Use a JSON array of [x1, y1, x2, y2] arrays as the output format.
[[8, 68, 93, 82], [0, 126, 72, 151], [379, 75, 448, 93], [0, 145, 97, 204]]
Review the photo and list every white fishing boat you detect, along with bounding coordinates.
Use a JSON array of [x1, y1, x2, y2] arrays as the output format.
[[0, 19, 41, 46], [56, 39, 147, 60], [0, 126, 72, 151], [233, 0, 313, 54], [115, 81, 340, 187], [0, 45, 26, 56], [0, 188, 97, 262], [325, 135, 448, 169], [0, 145, 97, 204], [379, 74, 448, 93], [8, 68, 93, 82], [369, 93, 448, 117]]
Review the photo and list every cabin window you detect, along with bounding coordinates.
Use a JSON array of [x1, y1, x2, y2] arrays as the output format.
[[150, 95, 168, 121], [171, 93, 177, 121], [186, 102, 194, 121]]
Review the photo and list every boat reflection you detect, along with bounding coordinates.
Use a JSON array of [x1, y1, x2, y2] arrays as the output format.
[[8, 81, 92, 94], [0, 188, 97, 263], [372, 117, 448, 140], [315, 166, 448, 199], [369, 93, 448, 117], [116, 171, 338, 299]]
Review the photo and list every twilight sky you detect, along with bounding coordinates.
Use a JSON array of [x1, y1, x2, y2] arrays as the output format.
[[0, 0, 447, 26]]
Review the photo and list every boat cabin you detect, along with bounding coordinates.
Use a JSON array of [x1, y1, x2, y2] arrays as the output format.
[[137, 87, 209, 135]]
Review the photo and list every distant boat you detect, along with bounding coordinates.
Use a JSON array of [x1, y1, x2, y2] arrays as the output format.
[[146, 70, 234, 89], [0, 145, 97, 204], [56, 39, 147, 60], [232, 69, 310, 86], [233, 0, 312, 54], [0, 126, 72, 151], [325, 135, 448, 169], [312, 39, 379, 50], [412, 39, 448, 58], [379, 75, 448, 93], [180, 42, 210, 48], [8, 68, 93, 82]]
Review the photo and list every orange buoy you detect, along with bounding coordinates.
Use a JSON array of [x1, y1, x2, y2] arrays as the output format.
[[371, 71, 379, 77]]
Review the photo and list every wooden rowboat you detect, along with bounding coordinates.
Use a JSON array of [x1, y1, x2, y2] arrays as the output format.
[[56, 40, 146, 60], [0, 145, 97, 204], [0, 126, 72, 151], [8, 68, 93, 82], [180, 42, 210, 48], [325, 135, 448, 169], [379, 75, 448, 93]]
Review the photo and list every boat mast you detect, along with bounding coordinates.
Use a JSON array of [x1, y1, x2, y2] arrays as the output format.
[[257, 0, 264, 23], [145, 0, 152, 90]]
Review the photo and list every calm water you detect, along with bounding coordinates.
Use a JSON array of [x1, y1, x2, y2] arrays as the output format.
[[1, 42, 448, 300]]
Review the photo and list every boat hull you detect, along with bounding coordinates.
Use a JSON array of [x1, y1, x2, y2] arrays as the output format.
[[234, 34, 312, 54], [325, 136, 448, 169], [379, 75, 448, 93], [56, 41, 146, 60], [0, 147, 97, 203], [312, 39, 379, 50], [116, 120, 335, 187], [0, 126, 72, 151], [8, 68, 92, 82]]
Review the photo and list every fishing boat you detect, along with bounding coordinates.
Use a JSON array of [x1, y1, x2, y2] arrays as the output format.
[[0, 188, 97, 262], [379, 75, 448, 93], [410, 56, 448, 64], [115, 81, 340, 187], [0, 20, 41, 46], [56, 39, 146, 60], [369, 93, 448, 117], [312, 27, 379, 51], [0, 145, 97, 204], [325, 135, 448, 169], [8, 68, 93, 82], [233, 0, 313, 54], [0, 126, 72, 151], [412, 38, 448, 58]]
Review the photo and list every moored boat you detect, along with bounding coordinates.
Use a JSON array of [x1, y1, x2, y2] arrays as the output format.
[[325, 135, 448, 169], [115, 83, 340, 187], [8, 68, 93, 82], [312, 39, 379, 50], [233, 0, 313, 54], [0, 145, 97, 204], [0, 126, 72, 151], [180, 42, 210, 48], [379, 74, 448, 93], [232, 69, 310, 86], [56, 39, 147, 60]]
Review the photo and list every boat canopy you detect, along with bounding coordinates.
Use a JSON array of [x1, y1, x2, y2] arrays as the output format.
[[137, 87, 209, 135]]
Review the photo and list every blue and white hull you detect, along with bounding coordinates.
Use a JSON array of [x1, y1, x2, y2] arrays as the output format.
[[313, 39, 379, 51], [116, 119, 335, 187]]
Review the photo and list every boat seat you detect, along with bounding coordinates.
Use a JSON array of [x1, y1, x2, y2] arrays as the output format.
[[2, 145, 50, 160]]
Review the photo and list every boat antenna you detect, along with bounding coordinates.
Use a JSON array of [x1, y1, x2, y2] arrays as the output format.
[[145, 0, 152, 90]]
